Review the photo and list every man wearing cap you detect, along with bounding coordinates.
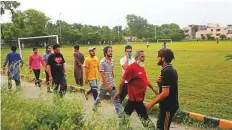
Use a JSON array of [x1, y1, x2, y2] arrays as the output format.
[[145, 48, 179, 130], [93, 46, 123, 116], [73, 45, 85, 87], [119, 45, 135, 103], [84, 47, 99, 100]]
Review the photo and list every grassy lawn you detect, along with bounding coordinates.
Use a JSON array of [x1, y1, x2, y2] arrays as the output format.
[[1, 41, 232, 120]]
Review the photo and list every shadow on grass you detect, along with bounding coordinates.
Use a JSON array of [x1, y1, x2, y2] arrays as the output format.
[[225, 54, 232, 61]]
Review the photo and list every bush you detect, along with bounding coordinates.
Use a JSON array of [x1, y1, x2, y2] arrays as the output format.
[[1, 90, 86, 130], [1, 88, 134, 130]]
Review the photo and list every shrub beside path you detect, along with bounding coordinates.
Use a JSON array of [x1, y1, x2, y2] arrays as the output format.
[[1, 74, 199, 130]]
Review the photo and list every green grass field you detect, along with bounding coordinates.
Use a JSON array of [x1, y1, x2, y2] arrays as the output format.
[[1, 41, 232, 120]]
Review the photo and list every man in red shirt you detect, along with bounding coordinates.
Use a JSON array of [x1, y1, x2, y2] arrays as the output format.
[[115, 50, 158, 128]]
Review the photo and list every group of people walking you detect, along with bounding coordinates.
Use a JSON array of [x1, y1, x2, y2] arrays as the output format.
[[3, 43, 178, 130]]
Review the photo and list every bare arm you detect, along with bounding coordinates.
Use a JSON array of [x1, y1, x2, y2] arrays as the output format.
[[148, 87, 169, 106], [122, 58, 129, 70], [47, 65, 52, 77], [29, 56, 32, 69], [147, 80, 159, 95], [63, 64, 66, 76]]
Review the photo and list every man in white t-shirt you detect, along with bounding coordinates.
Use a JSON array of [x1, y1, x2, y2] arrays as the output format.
[[119, 45, 135, 103], [146, 41, 150, 48]]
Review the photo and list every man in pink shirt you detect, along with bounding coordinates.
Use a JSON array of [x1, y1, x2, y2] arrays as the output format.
[[29, 48, 46, 87]]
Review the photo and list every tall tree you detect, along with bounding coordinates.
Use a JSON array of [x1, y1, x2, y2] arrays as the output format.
[[192, 25, 199, 39], [126, 14, 148, 39], [0, 1, 20, 15], [100, 26, 112, 43]]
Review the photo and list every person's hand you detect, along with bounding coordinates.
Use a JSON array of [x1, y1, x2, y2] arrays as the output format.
[[145, 102, 153, 110], [126, 52, 129, 59], [49, 76, 53, 83], [106, 85, 112, 91], [85, 80, 88, 84], [114, 92, 121, 100], [29, 68, 32, 73], [154, 89, 159, 96], [2, 67, 6, 74], [156, 75, 162, 83]]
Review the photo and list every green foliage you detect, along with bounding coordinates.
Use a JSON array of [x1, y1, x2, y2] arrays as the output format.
[[201, 34, 206, 40], [0, 1, 20, 15], [206, 33, 213, 40], [126, 14, 148, 39], [1, 90, 86, 130], [220, 34, 226, 40]]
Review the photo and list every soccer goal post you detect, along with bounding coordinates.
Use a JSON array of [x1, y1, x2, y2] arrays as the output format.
[[18, 35, 59, 59], [157, 39, 172, 43]]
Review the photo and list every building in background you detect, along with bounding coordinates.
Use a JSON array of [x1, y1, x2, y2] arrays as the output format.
[[184, 24, 232, 40]]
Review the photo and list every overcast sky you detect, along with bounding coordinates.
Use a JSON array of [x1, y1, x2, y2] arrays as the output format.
[[1, 0, 232, 28]]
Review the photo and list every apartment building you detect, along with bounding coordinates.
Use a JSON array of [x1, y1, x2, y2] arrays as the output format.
[[184, 24, 232, 40]]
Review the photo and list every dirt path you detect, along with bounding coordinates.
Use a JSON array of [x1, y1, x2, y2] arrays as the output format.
[[1, 74, 198, 130]]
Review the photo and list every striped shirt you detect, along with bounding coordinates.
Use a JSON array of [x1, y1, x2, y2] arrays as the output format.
[[99, 57, 115, 89]]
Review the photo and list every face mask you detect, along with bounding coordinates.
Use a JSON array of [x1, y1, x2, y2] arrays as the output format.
[[128, 52, 132, 58], [137, 60, 145, 67]]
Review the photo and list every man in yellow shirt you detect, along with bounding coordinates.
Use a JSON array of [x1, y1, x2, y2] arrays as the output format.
[[84, 47, 99, 100]]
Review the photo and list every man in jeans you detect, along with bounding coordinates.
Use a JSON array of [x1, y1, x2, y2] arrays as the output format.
[[84, 47, 99, 100], [146, 48, 179, 130], [93, 46, 123, 117], [42, 45, 52, 92], [119, 45, 135, 103], [47, 44, 67, 96], [115, 50, 158, 128]]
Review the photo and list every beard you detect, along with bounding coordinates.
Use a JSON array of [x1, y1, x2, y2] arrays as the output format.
[[137, 60, 145, 67], [107, 54, 112, 58], [157, 60, 163, 66]]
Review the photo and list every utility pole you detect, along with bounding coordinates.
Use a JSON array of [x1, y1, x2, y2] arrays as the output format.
[[59, 13, 62, 43]]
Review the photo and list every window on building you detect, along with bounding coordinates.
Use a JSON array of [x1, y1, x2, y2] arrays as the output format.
[[185, 30, 189, 33], [216, 34, 220, 36], [216, 29, 220, 31], [211, 29, 213, 32]]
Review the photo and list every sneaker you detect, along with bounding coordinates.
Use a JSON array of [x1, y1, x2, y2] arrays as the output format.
[[92, 104, 97, 112], [69, 86, 76, 93]]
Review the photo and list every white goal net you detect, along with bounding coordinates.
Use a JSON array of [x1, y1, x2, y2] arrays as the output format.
[[18, 35, 59, 59], [157, 39, 172, 43]]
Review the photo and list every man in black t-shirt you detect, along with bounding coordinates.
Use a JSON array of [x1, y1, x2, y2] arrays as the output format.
[[47, 44, 67, 96], [145, 48, 179, 130]]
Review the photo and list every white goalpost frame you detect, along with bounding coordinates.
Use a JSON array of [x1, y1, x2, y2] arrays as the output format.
[[18, 35, 59, 59], [157, 39, 172, 43]]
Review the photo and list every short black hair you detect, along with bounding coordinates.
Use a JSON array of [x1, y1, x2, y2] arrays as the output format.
[[53, 44, 60, 49], [103, 46, 112, 56], [74, 44, 79, 50], [11, 45, 17, 52], [158, 48, 175, 63], [33, 48, 38, 51], [45, 44, 51, 49], [125, 45, 132, 51]]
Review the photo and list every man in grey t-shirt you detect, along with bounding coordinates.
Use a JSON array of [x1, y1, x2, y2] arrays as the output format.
[[92, 46, 123, 117]]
